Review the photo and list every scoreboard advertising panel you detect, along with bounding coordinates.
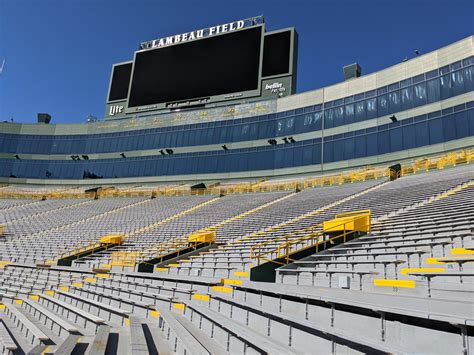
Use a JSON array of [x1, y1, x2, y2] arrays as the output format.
[[105, 16, 297, 119]]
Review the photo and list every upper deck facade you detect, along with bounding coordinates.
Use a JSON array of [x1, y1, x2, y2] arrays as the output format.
[[0, 36, 472, 184]]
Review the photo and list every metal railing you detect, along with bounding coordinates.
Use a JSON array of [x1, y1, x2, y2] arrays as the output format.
[[250, 211, 371, 266], [138, 237, 214, 266], [111, 251, 138, 268]]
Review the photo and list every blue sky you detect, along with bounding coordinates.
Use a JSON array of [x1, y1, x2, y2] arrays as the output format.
[[0, 0, 472, 124]]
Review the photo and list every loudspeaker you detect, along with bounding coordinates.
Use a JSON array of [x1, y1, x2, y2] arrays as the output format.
[[191, 183, 206, 190], [37, 113, 51, 124], [388, 163, 402, 181], [343, 63, 362, 80]]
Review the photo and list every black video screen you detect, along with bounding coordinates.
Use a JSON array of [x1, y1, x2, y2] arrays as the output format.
[[128, 26, 262, 107], [108, 63, 132, 101], [262, 30, 291, 77]]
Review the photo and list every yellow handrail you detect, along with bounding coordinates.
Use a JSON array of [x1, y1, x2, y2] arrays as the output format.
[[250, 212, 371, 266], [335, 209, 371, 218]]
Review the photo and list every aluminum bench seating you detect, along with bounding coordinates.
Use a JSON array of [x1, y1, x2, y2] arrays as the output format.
[[0, 286, 30, 299], [189, 255, 249, 262], [167, 265, 237, 278], [184, 299, 300, 354], [406, 271, 474, 297], [375, 225, 473, 235], [1, 273, 76, 285], [335, 240, 454, 253], [286, 259, 405, 277], [354, 234, 470, 250], [171, 311, 228, 355], [83, 283, 175, 309], [465, 241, 474, 250], [112, 271, 222, 290], [2, 268, 79, 279], [95, 278, 195, 299], [203, 292, 405, 354], [70, 285, 171, 316], [375, 213, 474, 225], [303, 249, 429, 264], [278, 269, 379, 289], [219, 281, 473, 353], [177, 260, 252, 268], [67, 285, 160, 313], [0, 320, 18, 354], [3, 303, 50, 346], [435, 255, 474, 270], [0, 167, 473, 353], [21, 298, 80, 336], [0, 281, 47, 294], [156, 307, 217, 355], [55, 290, 131, 326], [37, 293, 106, 332]]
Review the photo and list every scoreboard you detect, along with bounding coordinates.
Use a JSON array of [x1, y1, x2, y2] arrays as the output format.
[[105, 16, 297, 119]]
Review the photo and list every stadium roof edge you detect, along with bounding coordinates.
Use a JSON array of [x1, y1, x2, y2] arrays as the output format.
[[276, 34, 473, 112]]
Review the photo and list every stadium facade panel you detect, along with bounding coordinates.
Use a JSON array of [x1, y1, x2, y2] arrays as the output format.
[[0, 35, 472, 184]]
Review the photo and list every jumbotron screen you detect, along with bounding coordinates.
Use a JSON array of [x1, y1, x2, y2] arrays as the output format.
[[128, 26, 262, 108], [108, 63, 132, 102]]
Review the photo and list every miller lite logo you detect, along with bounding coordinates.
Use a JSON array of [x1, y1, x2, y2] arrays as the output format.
[[109, 105, 124, 116]]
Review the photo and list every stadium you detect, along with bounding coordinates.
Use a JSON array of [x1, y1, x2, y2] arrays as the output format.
[[0, 10, 473, 355]]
